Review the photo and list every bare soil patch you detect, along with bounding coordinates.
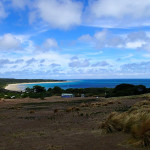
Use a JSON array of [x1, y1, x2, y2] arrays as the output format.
[[0, 95, 150, 150]]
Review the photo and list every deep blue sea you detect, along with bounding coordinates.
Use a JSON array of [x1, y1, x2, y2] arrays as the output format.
[[18, 79, 150, 90]]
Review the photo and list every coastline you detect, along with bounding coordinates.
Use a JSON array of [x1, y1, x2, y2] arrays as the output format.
[[5, 84, 23, 92], [5, 81, 69, 92]]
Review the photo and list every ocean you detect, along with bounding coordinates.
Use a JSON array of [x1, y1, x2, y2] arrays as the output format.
[[18, 79, 150, 90]]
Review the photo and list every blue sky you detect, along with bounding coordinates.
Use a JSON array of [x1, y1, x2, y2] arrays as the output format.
[[1, 0, 150, 79]]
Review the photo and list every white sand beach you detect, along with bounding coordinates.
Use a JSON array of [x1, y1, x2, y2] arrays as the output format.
[[5, 84, 23, 92], [5, 81, 69, 92]]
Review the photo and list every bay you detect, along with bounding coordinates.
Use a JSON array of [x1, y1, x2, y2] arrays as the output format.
[[18, 79, 150, 90]]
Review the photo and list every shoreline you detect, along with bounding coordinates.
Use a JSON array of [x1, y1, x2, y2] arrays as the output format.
[[5, 81, 69, 92], [5, 84, 23, 92]]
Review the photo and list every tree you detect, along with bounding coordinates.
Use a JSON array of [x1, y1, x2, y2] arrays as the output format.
[[32, 85, 46, 93], [114, 84, 135, 91], [25, 87, 33, 93], [47, 88, 52, 92], [52, 86, 62, 94], [134, 85, 147, 94]]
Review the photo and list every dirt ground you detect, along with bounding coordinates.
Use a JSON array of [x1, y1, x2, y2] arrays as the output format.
[[0, 95, 150, 150]]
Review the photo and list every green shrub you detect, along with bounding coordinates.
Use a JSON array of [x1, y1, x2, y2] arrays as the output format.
[[52, 86, 62, 94]]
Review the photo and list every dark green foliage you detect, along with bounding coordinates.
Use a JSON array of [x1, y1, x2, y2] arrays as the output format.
[[108, 84, 148, 97], [25, 87, 33, 93], [24, 86, 51, 99], [114, 84, 135, 91], [0, 77, 149, 99], [28, 93, 45, 99], [65, 87, 109, 97], [23, 86, 111, 98], [52, 86, 63, 94], [21, 93, 29, 98], [0, 88, 22, 99], [47, 88, 52, 92], [0, 78, 64, 99], [32, 85, 46, 93], [134, 85, 147, 94]]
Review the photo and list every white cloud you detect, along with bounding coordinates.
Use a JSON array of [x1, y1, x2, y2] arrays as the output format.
[[94, 30, 108, 40], [122, 54, 133, 59], [126, 31, 149, 41], [85, 0, 150, 28], [8, 0, 150, 29], [121, 61, 150, 73], [141, 43, 150, 52], [91, 61, 109, 67], [4, 0, 150, 29], [69, 59, 90, 68], [29, 11, 37, 24], [11, 0, 30, 9], [0, 2, 7, 19], [143, 54, 150, 57], [78, 34, 92, 43], [12, 0, 26, 9], [126, 41, 146, 49], [43, 38, 58, 49], [90, 0, 150, 19], [79, 30, 109, 49], [0, 50, 72, 73], [79, 30, 121, 49], [0, 34, 21, 51], [32, 0, 83, 29], [79, 30, 150, 51]]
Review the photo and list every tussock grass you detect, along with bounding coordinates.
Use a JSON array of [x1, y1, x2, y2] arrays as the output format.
[[29, 110, 35, 114], [90, 100, 117, 107], [66, 107, 80, 113], [100, 100, 150, 147], [53, 109, 59, 113], [80, 103, 89, 107]]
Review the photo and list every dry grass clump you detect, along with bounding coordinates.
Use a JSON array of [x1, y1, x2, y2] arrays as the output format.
[[117, 101, 122, 104], [91, 102, 103, 107], [66, 107, 80, 113], [90, 101, 116, 107], [80, 103, 89, 107], [47, 145, 64, 150], [131, 119, 150, 147], [54, 109, 59, 113], [100, 100, 150, 147], [29, 110, 35, 114], [107, 101, 115, 104]]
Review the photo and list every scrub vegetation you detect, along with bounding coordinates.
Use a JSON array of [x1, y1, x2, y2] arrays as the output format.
[[0, 79, 150, 99], [23, 83, 150, 98], [100, 100, 150, 147]]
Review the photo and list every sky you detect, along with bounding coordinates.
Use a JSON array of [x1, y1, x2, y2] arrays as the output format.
[[1, 0, 150, 79]]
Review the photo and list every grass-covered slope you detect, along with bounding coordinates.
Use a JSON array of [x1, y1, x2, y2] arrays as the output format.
[[100, 100, 150, 147]]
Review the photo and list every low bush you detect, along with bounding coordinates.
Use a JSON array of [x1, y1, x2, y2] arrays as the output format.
[[1, 83, 149, 99], [108, 84, 148, 97]]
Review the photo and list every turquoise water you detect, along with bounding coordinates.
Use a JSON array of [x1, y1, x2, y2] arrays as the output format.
[[19, 79, 150, 90]]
